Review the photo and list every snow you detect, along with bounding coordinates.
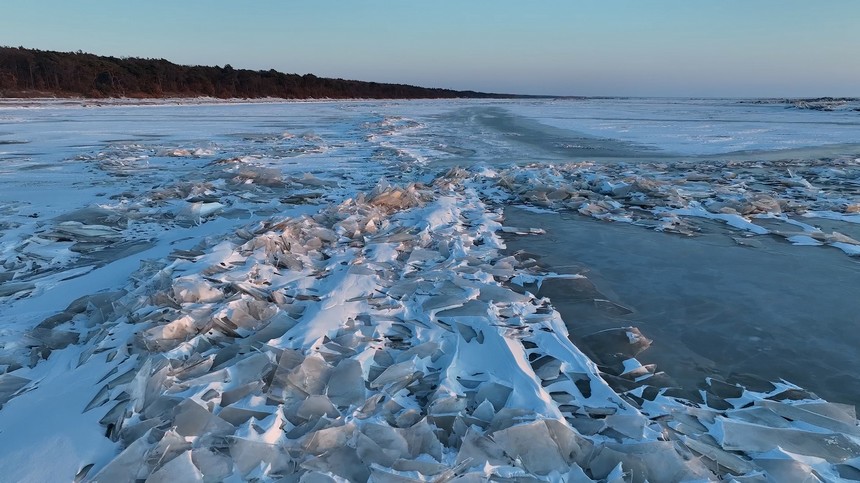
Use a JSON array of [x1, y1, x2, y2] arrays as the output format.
[[1, 98, 860, 481], [506, 97, 860, 155]]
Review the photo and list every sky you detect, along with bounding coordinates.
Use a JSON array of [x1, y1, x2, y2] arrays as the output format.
[[1, 0, 858, 97]]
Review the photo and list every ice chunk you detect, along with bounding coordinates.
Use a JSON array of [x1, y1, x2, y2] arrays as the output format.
[[755, 455, 824, 482], [363, 423, 410, 461], [472, 399, 496, 423], [455, 427, 509, 467], [545, 419, 592, 467], [454, 322, 479, 343], [356, 432, 398, 467], [780, 171, 814, 189], [531, 355, 563, 381], [787, 235, 823, 246], [401, 418, 444, 461], [145, 451, 203, 483], [391, 458, 448, 477], [89, 433, 152, 482], [191, 448, 233, 482], [297, 471, 342, 483], [370, 359, 417, 388], [720, 418, 860, 462], [755, 400, 860, 437], [53, 221, 122, 239], [477, 284, 531, 304], [600, 441, 711, 482], [0, 282, 36, 298], [173, 400, 234, 438], [368, 185, 421, 212], [726, 406, 793, 429], [603, 413, 648, 440], [326, 359, 366, 407], [287, 354, 333, 395], [406, 248, 441, 265], [229, 437, 288, 478], [173, 278, 223, 304], [475, 381, 513, 411], [294, 172, 338, 188], [301, 446, 368, 481], [599, 181, 632, 197], [566, 464, 596, 482], [218, 400, 274, 426], [303, 423, 356, 455], [797, 401, 857, 424], [0, 373, 30, 407], [180, 202, 224, 221], [492, 421, 568, 475], [680, 436, 757, 476], [296, 395, 340, 420], [581, 327, 651, 365]]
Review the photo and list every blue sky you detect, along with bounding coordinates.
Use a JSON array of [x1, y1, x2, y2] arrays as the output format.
[[2, 1, 858, 97]]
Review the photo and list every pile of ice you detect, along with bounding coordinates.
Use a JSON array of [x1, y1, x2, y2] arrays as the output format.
[[739, 97, 860, 112], [492, 157, 860, 255], [0, 139, 350, 302], [0, 204, 147, 300], [7, 168, 859, 481]]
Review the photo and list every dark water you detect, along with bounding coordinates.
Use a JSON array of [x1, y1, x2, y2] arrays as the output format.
[[504, 207, 860, 409]]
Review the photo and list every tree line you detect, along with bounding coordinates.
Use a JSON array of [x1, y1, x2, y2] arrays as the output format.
[[0, 46, 510, 99]]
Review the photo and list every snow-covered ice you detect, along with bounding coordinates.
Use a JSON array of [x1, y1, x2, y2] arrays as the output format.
[[2, 98, 860, 481]]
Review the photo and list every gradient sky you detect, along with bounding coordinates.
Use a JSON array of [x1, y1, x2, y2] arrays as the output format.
[[2, 1, 858, 97]]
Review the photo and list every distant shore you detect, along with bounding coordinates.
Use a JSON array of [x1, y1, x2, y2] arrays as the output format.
[[1, 46, 535, 101], [0, 96, 429, 109]]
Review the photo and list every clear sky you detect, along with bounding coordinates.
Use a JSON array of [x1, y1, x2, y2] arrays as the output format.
[[2, 1, 858, 97]]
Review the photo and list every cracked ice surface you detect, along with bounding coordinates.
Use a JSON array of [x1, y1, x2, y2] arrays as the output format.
[[1, 99, 860, 482]]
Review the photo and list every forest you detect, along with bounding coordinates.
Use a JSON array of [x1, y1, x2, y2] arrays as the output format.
[[0, 47, 509, 99]]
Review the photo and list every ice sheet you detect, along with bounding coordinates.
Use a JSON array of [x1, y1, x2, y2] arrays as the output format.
[[2, 98, 859, 481], [505, 97, 860, 155]]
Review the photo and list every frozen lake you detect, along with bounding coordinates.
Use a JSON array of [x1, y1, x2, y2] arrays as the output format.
[[2, 98, 860, 481], [504, 207, 860, 406]]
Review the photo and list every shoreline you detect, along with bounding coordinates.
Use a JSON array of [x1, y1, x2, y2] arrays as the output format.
[[0, 96, 462, 109]]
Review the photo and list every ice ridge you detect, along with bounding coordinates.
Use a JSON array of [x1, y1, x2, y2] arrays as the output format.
[[6, 168, 858, 482]]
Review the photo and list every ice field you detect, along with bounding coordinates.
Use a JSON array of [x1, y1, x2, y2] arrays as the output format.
[[1, 98, 860, 481]]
